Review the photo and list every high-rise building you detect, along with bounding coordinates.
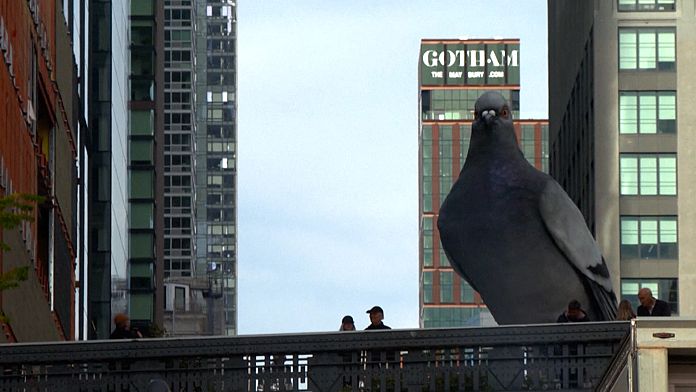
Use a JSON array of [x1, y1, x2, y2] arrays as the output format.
[[0, 1, 79, 341], [418, 39, 549, 327], [194, 0, 237, 336], [548, 0, 693, 315], [127, 0, 166, 334], [160, 0, 237, 336], [87, 0, 132, 340]]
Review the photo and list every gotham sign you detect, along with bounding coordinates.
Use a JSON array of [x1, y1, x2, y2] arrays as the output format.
[[420, 42, 520, 86]]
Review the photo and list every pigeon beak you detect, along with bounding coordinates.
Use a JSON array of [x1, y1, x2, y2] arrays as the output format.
[[481, 109, 497, 125]]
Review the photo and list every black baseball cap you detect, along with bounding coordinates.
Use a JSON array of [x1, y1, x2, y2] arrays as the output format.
[[366, 306, 384, 314], [341, 315, 354, 324]]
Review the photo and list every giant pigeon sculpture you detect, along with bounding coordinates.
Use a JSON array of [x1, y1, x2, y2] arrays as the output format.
[[437, 91, 617, 324]]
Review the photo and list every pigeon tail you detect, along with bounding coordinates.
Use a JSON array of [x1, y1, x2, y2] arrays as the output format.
[[588, 276, 618, 321]]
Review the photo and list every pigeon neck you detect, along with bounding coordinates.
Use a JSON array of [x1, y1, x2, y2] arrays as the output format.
[[467, 126, 523, 162]]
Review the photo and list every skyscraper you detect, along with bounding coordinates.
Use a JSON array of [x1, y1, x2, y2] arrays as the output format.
[[548, 0, 693, 315], [87, 0, 132, 340], [418, 39, 548, 327], [161, 0, 237, 336], [127, 0, 165, 334], [194, 0, 237, 336]]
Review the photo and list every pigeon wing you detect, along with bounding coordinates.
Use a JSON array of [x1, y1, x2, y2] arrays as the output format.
[[539, 180, 617, 319]]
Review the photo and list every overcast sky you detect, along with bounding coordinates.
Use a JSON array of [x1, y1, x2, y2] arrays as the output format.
[[236, 0, 548, 335]]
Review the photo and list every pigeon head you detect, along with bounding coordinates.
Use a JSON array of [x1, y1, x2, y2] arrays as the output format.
[[471, 91, 517, 149], [474, 91, 513, 126]]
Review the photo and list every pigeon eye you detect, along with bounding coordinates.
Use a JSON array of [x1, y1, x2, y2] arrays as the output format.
[[501, 108, 509, 118]]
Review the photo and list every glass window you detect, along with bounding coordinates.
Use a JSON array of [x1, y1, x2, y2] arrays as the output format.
[[620, 154, 676, 195], [423, 272, 433, 304], [621, 278, 678, 315], [618, 0, 675, 11], [619, 28, 675, 71], [131, 0, 154, 16], [440, 271, 453, 303], [620, 91, 676, 134], [460, 279, 475, 303], [130, 232, 154, 259], [130, 293, 153, 320], [131, 110, 154, 136], [423, 217, 433, 267], [130, 140, 153, 164], [130, 203, 154, 229], [130, 170, 154, 198], [422, 125, 433, 212], [621, 216, 677, 259]]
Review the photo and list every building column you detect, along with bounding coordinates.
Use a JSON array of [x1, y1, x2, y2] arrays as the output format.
[[637, 348, 668, 392]]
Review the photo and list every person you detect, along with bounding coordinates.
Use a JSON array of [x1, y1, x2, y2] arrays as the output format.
[[339, 315, 356, 331], [616, 299, 636, 320], [110, 313, 143, 339], [556, 300, 590, 323], [365, 306, 391, 330], [637, 288, 671, 316]]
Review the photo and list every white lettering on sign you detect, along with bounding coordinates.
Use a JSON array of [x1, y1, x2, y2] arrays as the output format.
[[488, 71, 504, 78], [468, 71, 484, 78], [422, 48, 520, 68], [448, 71, 463, 78], [431, 71, 443, 78]]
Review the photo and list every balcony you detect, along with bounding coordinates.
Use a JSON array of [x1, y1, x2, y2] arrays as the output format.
[[0, 322, 631, 391]]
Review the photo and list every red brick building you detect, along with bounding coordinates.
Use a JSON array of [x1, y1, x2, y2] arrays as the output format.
[[0, 1, 77, 342]]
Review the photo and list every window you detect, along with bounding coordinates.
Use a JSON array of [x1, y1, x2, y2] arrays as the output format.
[[174, 287, 186, 311], [439, 125, 453, 205], [422, 125, 433, 212], [131, 110, 154, 136], [423, 272, 433, 304], [621, 216, 677, 259], [460, 279, 475, 303], [130, 203, 154, 229], [130, 170, 154, 198], [422, 217, 433, 267], [440, 271, 453, 303], [620, 154, 676, 195], [619, 91, 676, 134], [621, 278, 678, 315], [618, 0, 675, 12], [619, 28, 675, 70], [520, 124, 536, 165]]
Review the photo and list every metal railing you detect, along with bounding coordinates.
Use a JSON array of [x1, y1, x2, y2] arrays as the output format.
[[0, 322, 631, 391]]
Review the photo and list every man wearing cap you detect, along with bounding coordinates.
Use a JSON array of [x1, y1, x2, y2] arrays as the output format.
[[365, 306, 391, 330]]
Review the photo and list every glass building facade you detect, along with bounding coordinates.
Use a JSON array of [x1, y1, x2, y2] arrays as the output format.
[[194, 0, 237, 336], [127, 0, 165, 333], [87, 0, 131, 339], [418, 39, 548, 328]]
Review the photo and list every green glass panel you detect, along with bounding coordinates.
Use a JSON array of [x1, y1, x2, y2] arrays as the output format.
[[130, 293, 153, 320], [130, 140, 153, 164], [131, 0, 154, 16], [130, 110, 154, 136], [130, 170, 154, 199], [130, 203, 153, 229], [130, 232, 153, 258]]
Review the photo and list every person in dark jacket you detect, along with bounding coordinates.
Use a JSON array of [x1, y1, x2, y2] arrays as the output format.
[[365, 306, 391, 330], [637, 288, 671, 316], [557, 300, 591, 323], [110, 313, 142, 339]]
